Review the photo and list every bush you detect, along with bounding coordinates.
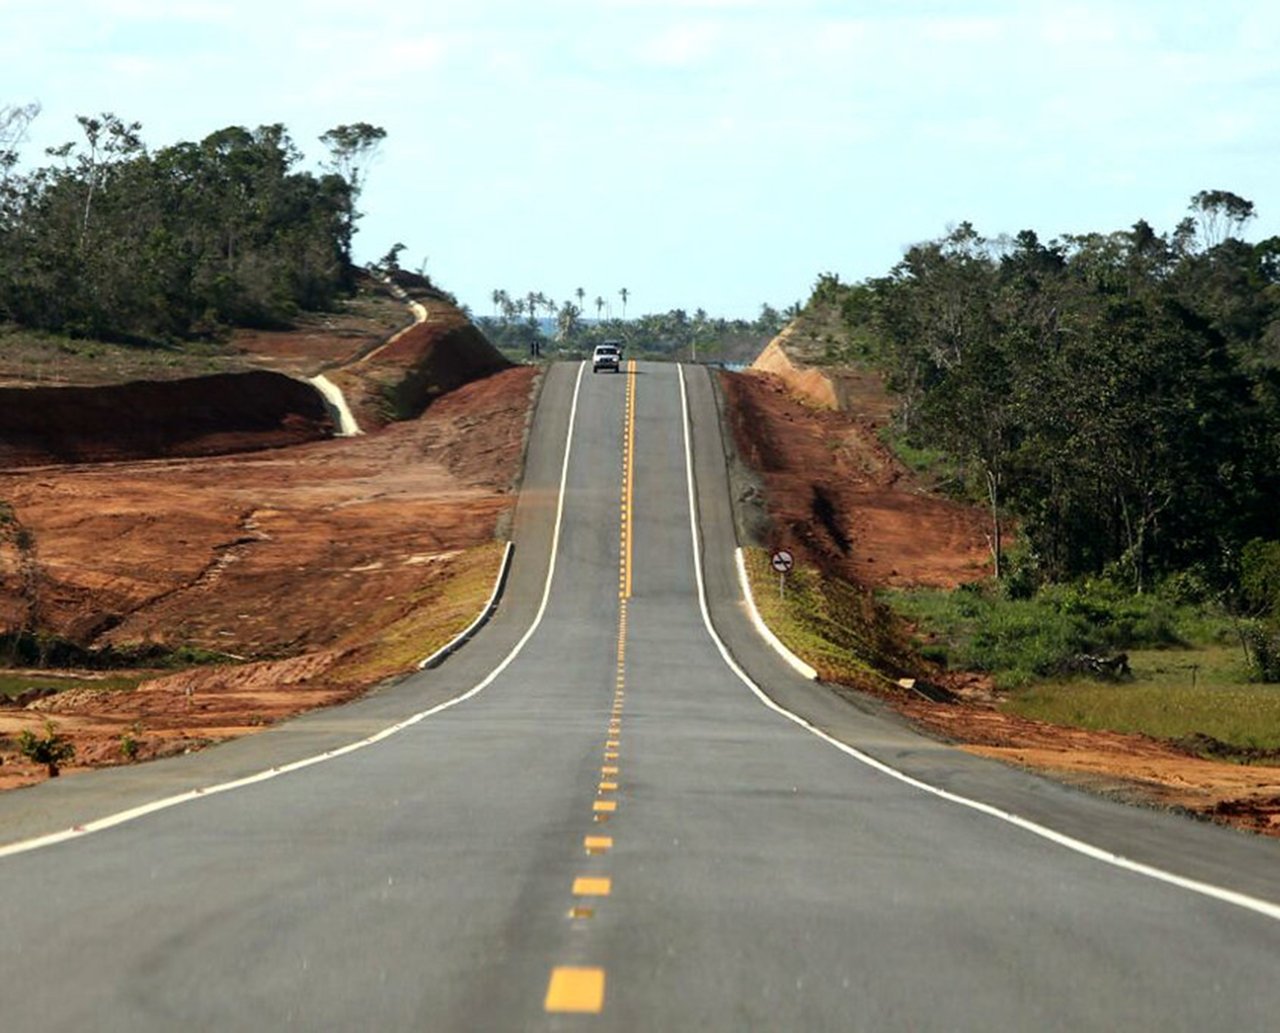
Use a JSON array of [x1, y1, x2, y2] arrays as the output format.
[[17, 721, 75, 777], [1240, 539, 1280, 620], [1240, 621, 1280, 683]]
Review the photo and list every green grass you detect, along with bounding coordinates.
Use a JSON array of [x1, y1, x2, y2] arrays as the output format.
[[883, 582, 1211, 689], [884, 578, 1280, 757], [742, 548, 913, 689], [1005, 646, 1280, 753], [0, 671, 144, 698]]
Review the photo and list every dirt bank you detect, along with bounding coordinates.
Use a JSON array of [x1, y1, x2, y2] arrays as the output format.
[[0, 370, 333, 468], [720, 369, 991, 589], [723, 349, 1280, 837], [0, 292, 536, 789]]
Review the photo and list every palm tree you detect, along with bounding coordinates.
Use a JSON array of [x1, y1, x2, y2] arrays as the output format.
[[575, 287, 585, 312], [595, 296, 605, 321], [619, 287, 630, 319], [491, 288, 504, 319]]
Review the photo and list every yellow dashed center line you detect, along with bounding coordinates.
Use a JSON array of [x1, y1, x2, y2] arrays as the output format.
[[621, 358, 636, 599], [545, 967, 606, 1014], [545, 361, 640, 1018]]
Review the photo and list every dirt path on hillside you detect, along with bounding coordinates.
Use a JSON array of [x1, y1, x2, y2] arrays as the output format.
[[721, 366, 1280, 838]]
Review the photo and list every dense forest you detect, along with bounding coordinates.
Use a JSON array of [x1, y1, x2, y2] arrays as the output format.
[[0, 104, 383, 342], [813, 191, 1280, 608]]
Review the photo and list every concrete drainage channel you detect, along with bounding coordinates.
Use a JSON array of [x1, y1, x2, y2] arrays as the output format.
[[308, 373, 363, 436], [302, 273, 432, 437]]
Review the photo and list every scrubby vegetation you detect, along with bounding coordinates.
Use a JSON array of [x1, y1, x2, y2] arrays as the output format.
[[742, 548, 915, 689], [0, 105, 385, 343]]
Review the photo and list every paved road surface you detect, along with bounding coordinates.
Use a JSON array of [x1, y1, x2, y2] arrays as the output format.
[[1, 361, 1279, 1030]]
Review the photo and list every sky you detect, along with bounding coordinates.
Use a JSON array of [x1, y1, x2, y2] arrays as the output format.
[[4, 1, 1279, 319]]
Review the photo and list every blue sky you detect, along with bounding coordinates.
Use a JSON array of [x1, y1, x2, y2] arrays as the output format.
[[5, 1, 1278, 318]]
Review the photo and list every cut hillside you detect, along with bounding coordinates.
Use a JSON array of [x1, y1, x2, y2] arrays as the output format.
[[0, 283, 535, 789], [720, 366, 991, 590], [729, 312, 1280, 837]]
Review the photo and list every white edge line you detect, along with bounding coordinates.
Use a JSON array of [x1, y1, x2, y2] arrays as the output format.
[[0, 363, 589, 861], [734, 547, 817, 680], [676, 362, 1280, 924], [417, 540, 515, 669]]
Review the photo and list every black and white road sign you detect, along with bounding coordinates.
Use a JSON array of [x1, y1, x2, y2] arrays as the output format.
[[771, 549, 794, 574]]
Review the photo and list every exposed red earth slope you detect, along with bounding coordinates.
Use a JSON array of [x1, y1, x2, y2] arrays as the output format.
[[0, 291, 534, 789], [725, 334, 1280, 837]]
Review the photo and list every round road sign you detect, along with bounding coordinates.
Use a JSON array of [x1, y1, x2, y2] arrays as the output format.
[[771, 549, 794, 574]]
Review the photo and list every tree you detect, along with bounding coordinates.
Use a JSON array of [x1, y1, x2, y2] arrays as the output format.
[[595, 295, 605, 320], [557, 300, 581, 342], [1190, 189, 1255, 249], [0, 100, 39, 186], [319, 122, 386, 265], [575, 286, 585, 312], [74, 112, 142, 240], [619, 286, 629, 318], [319, 122, 386, 198]]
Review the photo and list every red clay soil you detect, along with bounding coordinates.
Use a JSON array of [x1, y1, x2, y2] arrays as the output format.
[[722, 364, 1280, 838], [0, 306, 536, 790], [330, 305, 511, 432], [720, 369, 991, 589], [0, 371, 332, 468]]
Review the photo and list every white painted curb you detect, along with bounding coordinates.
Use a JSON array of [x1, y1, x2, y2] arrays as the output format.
[[734, 547, 818, 680], [418, 541, 515, 669]]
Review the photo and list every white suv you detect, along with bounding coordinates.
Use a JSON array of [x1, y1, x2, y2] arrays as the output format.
[[592, 343, 622, 373]]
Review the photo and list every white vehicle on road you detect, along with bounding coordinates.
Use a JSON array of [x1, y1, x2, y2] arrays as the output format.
[[592, 342, 622, 373]]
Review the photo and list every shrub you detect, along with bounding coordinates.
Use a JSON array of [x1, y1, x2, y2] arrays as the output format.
[[1240, 621, 1280, 683], [17, 721, 75, 777]]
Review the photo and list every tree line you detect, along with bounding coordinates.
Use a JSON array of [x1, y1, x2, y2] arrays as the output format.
[[814, 191, 1280, 599], [0, 103, 384, 342], [479, 285, 795, 363]]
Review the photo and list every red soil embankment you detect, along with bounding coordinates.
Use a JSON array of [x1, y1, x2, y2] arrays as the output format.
[[721, 369, 992, 589], [0, 370, 331, 468]]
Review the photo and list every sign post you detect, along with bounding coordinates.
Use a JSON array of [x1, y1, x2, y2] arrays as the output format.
[[771, 549, 794, 600]]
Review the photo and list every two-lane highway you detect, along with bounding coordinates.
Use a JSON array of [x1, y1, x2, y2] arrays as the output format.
[[1, 361, 1279, 1030]]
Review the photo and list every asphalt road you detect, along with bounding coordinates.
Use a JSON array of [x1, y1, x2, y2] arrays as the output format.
[[2, 361, 1279, 1031]]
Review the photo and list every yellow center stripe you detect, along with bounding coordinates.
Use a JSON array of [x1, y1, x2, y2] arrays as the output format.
[[545, 967, 606, 1014], [621, 358, 636, 598]]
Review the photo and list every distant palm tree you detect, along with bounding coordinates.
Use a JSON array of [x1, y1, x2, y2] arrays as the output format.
[[491, 288, 504, 320], [619, 287, 630, 319], [595, 296, 605, 321], [575, 287, 585, 312]]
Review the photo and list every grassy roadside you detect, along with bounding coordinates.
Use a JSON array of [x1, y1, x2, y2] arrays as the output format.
[[885, 583, 1280, 759], [1006, 647, 1280, 755], [327, 540, 508, 686], [0, 671, 146, 698], [740, 547, 913, 690]]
